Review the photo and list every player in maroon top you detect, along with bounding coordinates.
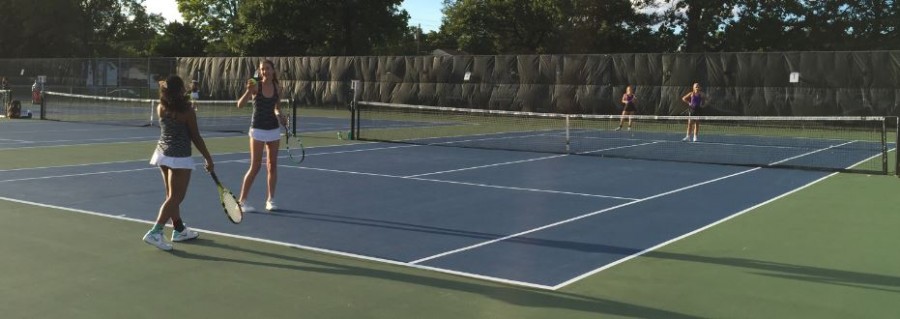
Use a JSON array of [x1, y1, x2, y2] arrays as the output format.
[[616, 85, 637, 131]]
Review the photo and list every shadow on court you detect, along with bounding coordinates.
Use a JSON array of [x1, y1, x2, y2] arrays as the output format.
[[170, 238, 700, 318]]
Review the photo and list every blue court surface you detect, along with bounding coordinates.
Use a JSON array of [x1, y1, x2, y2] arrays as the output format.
[[0, 120, 844, 289]]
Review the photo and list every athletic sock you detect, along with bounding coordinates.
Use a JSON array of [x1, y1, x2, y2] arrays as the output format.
[[151, 223, 165, 234], [173, 219, 185, 232]]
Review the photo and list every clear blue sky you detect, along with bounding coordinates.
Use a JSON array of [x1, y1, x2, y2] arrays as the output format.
[[401, 0, 444, 32], [143, 0, 444, 33]]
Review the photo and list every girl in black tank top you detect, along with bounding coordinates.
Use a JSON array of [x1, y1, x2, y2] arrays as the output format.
[[236, 59, 288, 213]]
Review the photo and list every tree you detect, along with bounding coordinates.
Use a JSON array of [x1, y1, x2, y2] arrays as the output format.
[[112, 0, 166, 57], [634, 0, 740, 52], [718, 1, 807, 51], [564, 0, 663, 53], [0, 0, 162, 58], [176, 0, 239, 55], [796, 0, 899, 50], [177, 0, 407, 56], [151, 22, 207, 57], [0, 0, 87, 58], [442, 0, 569, 54]]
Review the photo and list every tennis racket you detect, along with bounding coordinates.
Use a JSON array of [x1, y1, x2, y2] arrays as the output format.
[[283, 124, 305, 164], [209, 171, 242, 224]]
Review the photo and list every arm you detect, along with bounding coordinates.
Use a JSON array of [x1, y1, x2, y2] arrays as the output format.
[[274, 101, 288, 127], [274, 83, 288, 126], [185, 109, 214, 173], [621, 94, 628, 105], [236, 79, 257, 108], [681, 92, 692, 105]]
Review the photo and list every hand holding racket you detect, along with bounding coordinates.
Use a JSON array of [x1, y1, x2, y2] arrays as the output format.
[[209, 171, 243, 224]]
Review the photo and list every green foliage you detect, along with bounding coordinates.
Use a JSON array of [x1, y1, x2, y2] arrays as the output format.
[[0, 0, 896, 58], [440, 0, 679, 54], [633, 0, 900, 52], [441, 0, 569, 54], [151, 23, 206, 57], [237, 0, 408, 56], [0, 0, 85, 58]]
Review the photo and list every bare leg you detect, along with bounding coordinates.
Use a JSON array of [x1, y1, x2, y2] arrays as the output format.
[[239, 138, 265, 204], [155, 167, 191, 225], [264, 140, 280, 201]]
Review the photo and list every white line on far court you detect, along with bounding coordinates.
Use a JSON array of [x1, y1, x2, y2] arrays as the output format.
[[408, 167, 761, 265]]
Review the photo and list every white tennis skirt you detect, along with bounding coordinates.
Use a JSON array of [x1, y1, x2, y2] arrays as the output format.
[[249, 128, 281, 142], [149, 149, 196, 169]]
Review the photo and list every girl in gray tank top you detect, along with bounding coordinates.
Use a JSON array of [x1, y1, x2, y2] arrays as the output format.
[[142, 75, 215, 251]]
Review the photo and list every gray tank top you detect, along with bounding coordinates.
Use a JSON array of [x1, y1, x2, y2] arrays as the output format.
[[157, 115, 191, 157]]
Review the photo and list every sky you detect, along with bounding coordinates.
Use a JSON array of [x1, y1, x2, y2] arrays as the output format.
[[142, 0, 444, 32]]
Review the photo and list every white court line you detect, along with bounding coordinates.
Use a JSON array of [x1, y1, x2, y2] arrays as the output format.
[[408, 167, 762, 266], [552, 171, 837, 290], [0, 155, 259, 183], [768, 140, 856, 165], [0, 194, 554, 291], [1, 138, 873, 290], [404, 154, 568, 178], [291, 166, 635, 200], [0, 134, 236, 151], [409, 141, 860, 288], [0, 149, 259, 172], [406, 141, 665, 178], [0, 168, 159, 183], [577, 141, 663, 155]]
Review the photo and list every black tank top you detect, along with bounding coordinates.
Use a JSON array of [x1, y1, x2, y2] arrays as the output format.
[[251, 82, 280, 130]]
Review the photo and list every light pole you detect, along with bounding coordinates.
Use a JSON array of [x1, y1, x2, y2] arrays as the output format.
[[415, 24, 421, 55]]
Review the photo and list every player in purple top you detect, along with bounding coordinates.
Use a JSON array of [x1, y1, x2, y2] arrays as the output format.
[[680, 83, 704, 142], [616, 85, 637, 131]]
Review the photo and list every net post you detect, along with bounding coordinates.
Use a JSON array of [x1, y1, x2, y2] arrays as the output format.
[[39, 92, 45, 120], [291, 97, 297, 136], [148, 99, 155, 127], [565, 115, 571, 154], [350, 80, 360, 140], [895, 117, 899, 177], [882, 117, 888, 174]]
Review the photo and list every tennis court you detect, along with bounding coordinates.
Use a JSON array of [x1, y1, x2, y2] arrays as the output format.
[[2, 103, 899, 317]]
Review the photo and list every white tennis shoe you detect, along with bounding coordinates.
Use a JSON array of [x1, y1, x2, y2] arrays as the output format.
[[171, 227, 199, 242], [265, 200, 278, 212], [240, 202, 255, 213], [143, 231, 173, 251]]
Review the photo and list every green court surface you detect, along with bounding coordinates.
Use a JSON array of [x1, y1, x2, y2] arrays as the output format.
[[1, 123, 899, 318]]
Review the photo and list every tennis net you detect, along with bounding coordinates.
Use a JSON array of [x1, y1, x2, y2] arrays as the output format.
[[41, 91, 292, 133], [354, 101, 898, 175]]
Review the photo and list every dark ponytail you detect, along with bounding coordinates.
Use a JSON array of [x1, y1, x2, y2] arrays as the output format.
[[159, 75, 189, 113]]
